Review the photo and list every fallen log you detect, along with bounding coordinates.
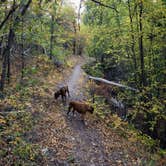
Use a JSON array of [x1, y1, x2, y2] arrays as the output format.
[[88, 76, 139, 92]]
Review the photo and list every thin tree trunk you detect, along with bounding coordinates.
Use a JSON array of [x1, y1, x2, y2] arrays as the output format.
[[7, 48, 11, 84], [127, 0, 137, 84], [21, 18, 25, 79], [0, 36, 3, 58], [73, 40, 76, 55], [0, 50, 8, 91], [99, 8, 103, 25], [6, 28, 15, 84], [49, 15, 54, 59], [73, 21, 77, 55], [78, 0, 83, 31], [139, 0, 146, 87], [134, 0, 139, 34], [0, 28, 14, 91], [76, 0, 83, 56], [101, 54, 105, 63]]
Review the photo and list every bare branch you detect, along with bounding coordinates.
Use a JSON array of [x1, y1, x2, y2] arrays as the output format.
[[0, 5, 19, 30], [23, 47, 31, 56], [90, 0, 119, 13], [20, 0, 32, 16], [0, 0, 32, 30]]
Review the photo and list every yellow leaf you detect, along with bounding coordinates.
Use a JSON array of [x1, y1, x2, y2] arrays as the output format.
[[0, 117, 6, 124]]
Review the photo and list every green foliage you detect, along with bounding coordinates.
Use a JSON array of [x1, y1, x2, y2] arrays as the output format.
[[89, 92, 159, 152], [0, 111, 40, 165], [138, 134, 158, 151], [83, 0, 166, 148], [83, 62, 104, 77], [67, 155, 75, 163], [92, 95, 109, 119], [52, 46, 70, 62], [23, 66, 38, 76], [0, 54, 57, 164], [158, 149, 166, 158], [13, 142, 39, 161]]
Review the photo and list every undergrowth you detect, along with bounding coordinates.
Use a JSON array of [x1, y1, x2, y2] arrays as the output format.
[[0, 54, 60, 165], [85, 80, 166, 165]]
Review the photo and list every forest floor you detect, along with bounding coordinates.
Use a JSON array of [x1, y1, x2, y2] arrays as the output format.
[[0, 55, 165, 166], [26, 56, 155, 166]]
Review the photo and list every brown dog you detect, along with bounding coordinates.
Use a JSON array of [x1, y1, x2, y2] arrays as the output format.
[[54, 86, 70, 101], [67, 101, 94, 120]]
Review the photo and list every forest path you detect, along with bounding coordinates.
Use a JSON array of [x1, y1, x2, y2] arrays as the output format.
[[30, 57, 149, 166], [64, 64, 108, 166]]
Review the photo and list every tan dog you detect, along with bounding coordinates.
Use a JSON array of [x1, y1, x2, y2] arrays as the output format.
[[54, 86, 70, 101], [67, 101, 94, 120]]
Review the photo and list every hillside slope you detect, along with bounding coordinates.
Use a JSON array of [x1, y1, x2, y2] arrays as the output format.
[[0, 55, 165, 165]]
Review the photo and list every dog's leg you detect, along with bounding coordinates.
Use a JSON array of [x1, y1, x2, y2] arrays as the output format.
[[67, 87, 70, 97], [72, 109, 75, 116], [67, 105, 72, 115], [81, 114, 86, 125], [61, 94, 63, 101]]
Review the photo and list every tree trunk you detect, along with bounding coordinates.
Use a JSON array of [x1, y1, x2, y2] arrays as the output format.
[[127, 0, 137, 84], [139, 0, 146, 87], [6, 28, 15, 84], [21, 18, 25, 79], [78, 0, 83, 31], [89, 76, 138, 92], [49, 15, 54, 59], [7, 48, 11, 84], [101, 54, 105, 63], [0, 36, 4, 59], [0, 50, 8, 91], [0, 0, 32, 91], [0, 28, 14, 91], [73, 21, 77, 55]]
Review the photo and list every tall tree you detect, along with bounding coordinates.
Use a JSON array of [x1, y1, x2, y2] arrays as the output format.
[[0, 0, 32, 91], [138, 0, 146, 87], [127, 0, 137, 84]]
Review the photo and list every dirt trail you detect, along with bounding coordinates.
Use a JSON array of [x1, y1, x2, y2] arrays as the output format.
[[65, 64, 108, 165], [32, 58, 151, 166]]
